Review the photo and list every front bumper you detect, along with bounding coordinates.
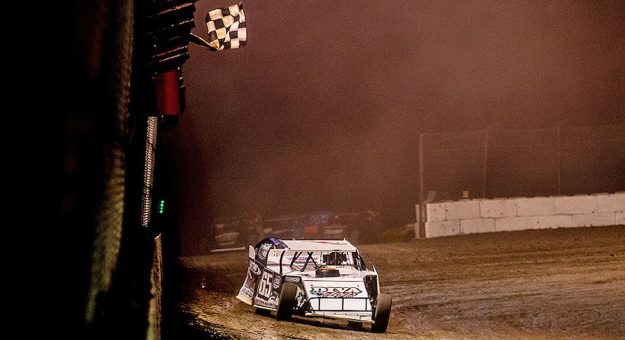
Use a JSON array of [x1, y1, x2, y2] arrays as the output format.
[[306, 296, 373, 322]]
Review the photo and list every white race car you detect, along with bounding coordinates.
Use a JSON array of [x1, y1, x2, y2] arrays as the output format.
[[236, 238, 392, 333]]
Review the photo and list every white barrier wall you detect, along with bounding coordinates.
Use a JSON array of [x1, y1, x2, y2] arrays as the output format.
[[424, 192, 625, 238]]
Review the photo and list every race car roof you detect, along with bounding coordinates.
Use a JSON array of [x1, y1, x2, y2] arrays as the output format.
[[281, 239, 357, 252]]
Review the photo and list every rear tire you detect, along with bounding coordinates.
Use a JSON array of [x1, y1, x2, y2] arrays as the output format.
[[371, 294, 392, 333], [276, 282, 298, 320]]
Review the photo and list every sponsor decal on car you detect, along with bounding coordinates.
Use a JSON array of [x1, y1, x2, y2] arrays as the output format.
[[309, 286, 363, 298], [238, 284, 254, 302], [284, 276, 301, 284], [272, 274, 282, 290], [295, 290, 307, 308], [257, 243, 272, 261], [257, 270, 275, 300], [254, 295, 277, 309], [237, 271, 256, 302], [249, 261, 261, 277]]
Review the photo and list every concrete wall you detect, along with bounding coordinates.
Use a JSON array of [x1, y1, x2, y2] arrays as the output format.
[[424, 192, 625, 238]]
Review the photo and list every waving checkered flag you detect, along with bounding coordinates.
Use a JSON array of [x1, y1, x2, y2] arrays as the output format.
[[205, 2, 246, 51]]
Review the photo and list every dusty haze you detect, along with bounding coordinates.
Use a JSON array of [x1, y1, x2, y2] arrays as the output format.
[[162, 0, 625, 254]]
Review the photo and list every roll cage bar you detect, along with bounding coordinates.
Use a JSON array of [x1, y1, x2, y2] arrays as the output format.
[[279, 250, 321, 275], [277, 249, 366, 275]]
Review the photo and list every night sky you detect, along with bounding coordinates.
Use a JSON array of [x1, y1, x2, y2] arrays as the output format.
[[164, 0, 625, 250]]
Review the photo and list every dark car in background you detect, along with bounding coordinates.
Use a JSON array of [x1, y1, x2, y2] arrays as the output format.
[[208, 213, 264, 252], [207, 210, 382, 252]]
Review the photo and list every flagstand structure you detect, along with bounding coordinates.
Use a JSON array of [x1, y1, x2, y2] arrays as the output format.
[[139, 2, 197, 339], [137, 1, 246, 338]]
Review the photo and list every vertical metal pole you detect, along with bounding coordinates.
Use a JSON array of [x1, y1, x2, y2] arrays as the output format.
[[141, 116, 159, 228], [414, 203, 420, 239], [418, 132, 425, 238], [557, 125, 562, 195], [482, 129, 489, 198]]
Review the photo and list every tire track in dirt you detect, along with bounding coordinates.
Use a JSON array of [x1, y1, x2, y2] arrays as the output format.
[[178, 226, 625, 339]]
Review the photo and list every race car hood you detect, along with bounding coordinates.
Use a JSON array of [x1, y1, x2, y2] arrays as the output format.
[[302, 278, 368, 299], [296, 266, 376, 299], [299, 273, 375, 314]]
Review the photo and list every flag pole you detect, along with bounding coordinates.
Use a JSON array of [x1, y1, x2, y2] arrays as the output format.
[[139, 1, 192, 335], [137, 1, 246, 337], [189, 33, 213, 50]]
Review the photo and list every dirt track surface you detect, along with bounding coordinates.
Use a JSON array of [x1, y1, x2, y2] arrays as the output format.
[[177, 226, 625, 339]]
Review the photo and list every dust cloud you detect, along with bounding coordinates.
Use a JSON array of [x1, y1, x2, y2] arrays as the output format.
[[164, 0, 625, 253]]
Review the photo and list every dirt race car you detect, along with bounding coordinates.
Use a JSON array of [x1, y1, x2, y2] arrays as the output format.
[[236, 238, 392, 333]]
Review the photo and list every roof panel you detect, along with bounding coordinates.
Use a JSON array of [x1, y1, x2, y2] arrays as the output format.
[[281, 239, 357, 251]]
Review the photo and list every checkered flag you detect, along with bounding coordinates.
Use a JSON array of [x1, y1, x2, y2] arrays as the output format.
[[205, 2, 246, 51]]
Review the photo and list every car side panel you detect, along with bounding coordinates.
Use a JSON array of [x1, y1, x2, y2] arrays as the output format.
[[236, 247, 263, 304], [253, 267, 282, 309]]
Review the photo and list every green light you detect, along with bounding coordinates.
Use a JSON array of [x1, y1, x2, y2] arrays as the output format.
[[159, 199, 165, 214]]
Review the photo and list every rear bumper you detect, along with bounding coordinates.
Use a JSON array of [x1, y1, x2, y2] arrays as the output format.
[[305, 311, 373, 323]]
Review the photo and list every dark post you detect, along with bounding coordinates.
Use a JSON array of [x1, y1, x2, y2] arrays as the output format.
[[557, 124, 562, 195], [418, 132, 425, 238], [482, 129, 489, 198]]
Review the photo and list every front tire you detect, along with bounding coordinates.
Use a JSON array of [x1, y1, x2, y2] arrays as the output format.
[[276, 282, 298, 320], [371, 294, 392, 333]]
